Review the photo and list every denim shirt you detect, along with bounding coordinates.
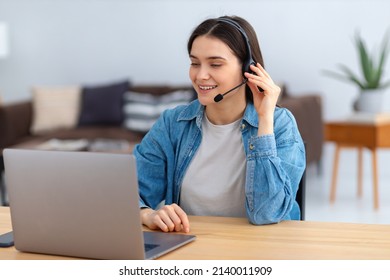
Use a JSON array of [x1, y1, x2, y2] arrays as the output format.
[[134, 100, 306, 224]]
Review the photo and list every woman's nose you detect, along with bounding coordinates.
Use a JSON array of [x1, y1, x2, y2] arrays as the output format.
[[196, 66, 210, 80]]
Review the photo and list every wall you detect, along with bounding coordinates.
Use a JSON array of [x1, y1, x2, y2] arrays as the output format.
[[0, 0, 390, 120]]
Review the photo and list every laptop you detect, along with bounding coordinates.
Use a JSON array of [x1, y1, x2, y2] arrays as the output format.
[[3, 148, 195, 260]]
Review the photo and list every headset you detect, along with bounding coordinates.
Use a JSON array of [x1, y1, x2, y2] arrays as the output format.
[[213, 18, 262, 102], [216, 17, 256, 75]]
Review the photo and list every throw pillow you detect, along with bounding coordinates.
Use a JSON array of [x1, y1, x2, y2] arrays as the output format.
[[123, 89, 195, 132], [78, 80, 130, 126], [30, 86, 82, 135]]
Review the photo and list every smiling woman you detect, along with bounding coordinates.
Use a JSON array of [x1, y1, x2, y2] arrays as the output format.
[[134, 15, 306, 233]]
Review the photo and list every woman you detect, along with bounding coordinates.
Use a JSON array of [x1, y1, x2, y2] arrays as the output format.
[[134, 15, 306, 233]]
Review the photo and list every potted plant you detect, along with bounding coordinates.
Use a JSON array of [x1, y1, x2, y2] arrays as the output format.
[[324, 30, 390, 113]]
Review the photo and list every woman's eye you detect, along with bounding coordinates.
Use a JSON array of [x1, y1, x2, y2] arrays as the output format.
[[190, 63, 200, 67], [211, 64, 222, 67]]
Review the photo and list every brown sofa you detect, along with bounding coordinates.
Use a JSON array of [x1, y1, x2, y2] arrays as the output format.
[[0, 85, 189, 152], [0, 84, 323, 206]]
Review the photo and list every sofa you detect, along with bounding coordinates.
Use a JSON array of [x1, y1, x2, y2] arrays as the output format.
[[0, 84, 196, 151], [0, 81, 323, 206]]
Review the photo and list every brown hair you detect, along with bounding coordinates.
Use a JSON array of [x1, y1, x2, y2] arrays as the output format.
[[187, 16, 264, 102]]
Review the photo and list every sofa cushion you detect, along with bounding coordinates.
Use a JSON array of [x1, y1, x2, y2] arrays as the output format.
[[30, 86, 82, 135], [78, 80, 129, 126], [123, 89, 194, 132]]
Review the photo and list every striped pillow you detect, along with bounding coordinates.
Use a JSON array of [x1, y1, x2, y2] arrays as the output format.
[[123, 89, 194, 132]]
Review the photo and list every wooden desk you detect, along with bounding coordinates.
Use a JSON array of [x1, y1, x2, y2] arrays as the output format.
[[325, 121, 390, 209], [1, 207, 390, 260]]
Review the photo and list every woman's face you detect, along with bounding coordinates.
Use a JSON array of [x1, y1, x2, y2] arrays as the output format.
[[189, 35, 244, 106]]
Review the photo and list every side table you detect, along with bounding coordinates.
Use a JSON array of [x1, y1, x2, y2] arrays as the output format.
[[325, 120, 390, 210]]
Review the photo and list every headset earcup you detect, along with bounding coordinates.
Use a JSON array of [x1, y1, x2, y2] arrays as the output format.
[[243, 59, 256, 75]]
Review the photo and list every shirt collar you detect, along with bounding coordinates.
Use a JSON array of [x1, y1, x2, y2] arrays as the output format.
[[242, 103, 259, 128], [177, 100, 259, 129], [177, 100, 204, 129]]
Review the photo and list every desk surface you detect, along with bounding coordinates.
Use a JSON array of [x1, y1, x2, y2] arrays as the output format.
[[1, 207, 390, 260]]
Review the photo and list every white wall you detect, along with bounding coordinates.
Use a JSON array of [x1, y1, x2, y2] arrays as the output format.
[[0, 0, 390, 120]]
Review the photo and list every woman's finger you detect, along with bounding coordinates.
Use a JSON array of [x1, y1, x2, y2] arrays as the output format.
[[155, 209, 175, 232], [254, 63, 271, 79], [154, 204, 190, 233], [171, 204, 190, 233]]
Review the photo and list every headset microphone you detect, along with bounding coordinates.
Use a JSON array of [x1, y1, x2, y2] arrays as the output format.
[[214, 79, 248, 103]]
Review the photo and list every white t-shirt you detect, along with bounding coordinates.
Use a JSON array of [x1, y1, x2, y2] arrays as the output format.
[[180, 114, 247, 217]]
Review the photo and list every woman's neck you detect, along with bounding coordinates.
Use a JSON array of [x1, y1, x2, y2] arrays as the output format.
[[205, 95, 247, 125]]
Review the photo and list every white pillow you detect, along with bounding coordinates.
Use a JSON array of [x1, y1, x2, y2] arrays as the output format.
[[30, 86, 81, 135]]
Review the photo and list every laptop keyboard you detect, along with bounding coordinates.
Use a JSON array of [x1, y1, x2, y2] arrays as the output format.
[[144, 243, 159, 252]]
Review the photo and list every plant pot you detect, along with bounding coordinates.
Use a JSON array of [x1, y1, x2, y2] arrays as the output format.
[[353, 88, 386, 113]]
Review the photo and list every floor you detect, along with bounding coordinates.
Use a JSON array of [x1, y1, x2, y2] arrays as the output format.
[[306, 143, 390, 225], [1, 143, 390, 225]]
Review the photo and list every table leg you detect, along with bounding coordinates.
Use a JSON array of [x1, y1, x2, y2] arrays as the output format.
[[372, 149, 379, 210], [330, 144, 340, 203], [0, 155, 6, 206], [357, 147, 363, 198]]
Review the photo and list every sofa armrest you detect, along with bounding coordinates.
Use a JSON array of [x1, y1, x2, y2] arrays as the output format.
[[279, 94, 323, 165], [0, 100, 33, 151]]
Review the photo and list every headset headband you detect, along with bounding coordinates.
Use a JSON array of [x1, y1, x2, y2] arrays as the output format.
[[216, 18, 256, 74]]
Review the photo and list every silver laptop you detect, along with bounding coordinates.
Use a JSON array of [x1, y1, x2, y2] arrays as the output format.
[[3, 149, 195, 260]]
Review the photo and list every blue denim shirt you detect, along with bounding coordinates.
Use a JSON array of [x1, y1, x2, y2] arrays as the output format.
[[134, 100, 306, 224]]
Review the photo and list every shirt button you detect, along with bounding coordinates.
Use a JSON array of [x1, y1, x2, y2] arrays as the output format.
[[241, 124, 246, 130], [249, 144, 254, 150]]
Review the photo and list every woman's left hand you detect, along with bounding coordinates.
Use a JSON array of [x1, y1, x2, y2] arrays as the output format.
[[244, 63, 281, 119]]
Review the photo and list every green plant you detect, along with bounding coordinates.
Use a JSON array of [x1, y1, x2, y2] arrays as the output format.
[[324, 30, 390, 90]]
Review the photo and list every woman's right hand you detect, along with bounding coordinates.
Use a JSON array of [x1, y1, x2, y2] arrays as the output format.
[[140, 203, 190, 233]]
